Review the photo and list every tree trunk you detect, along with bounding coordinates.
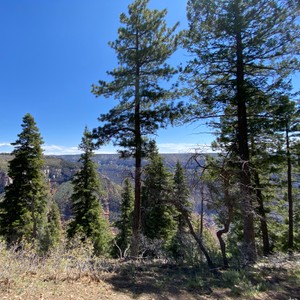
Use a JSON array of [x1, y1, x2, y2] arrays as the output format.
[[131, 28, 142, 258], [200, 184, 204, 236], [234, 0, 256, 263], [254, 171, 271, 255], [185, 212, 214, 268], [286, 122, 294, 250], [132, 151, 142, 258], [172, 200, 214, 268], [216, 171, 233, 268]]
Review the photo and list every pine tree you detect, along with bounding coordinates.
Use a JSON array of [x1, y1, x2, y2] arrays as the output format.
[[92, 0, 179, 257], [170, 161, 191, 260], [184, 0, 300, 262], [114, 178, 134, 258], [271, 96, 300, 251], [173, 161, 190, 231], [141, 142, 176, 248], [0, 113, 48, 246], [41, 200, 62, 252], [67, 127, 111, 256], [215, 88, 275, 257]]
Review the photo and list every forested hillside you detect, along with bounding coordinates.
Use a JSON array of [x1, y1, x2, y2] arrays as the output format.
[[59, 153, 203, 184], [0, 153, 204, 222]]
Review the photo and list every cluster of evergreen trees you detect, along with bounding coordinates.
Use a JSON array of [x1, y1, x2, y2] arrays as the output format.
[[0, 0, 299, 268], [0, 115, 112, 255], [0, 114, 191, 259], [114, 142, 191, 259]]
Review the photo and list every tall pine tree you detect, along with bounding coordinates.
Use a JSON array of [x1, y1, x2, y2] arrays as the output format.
[[184, 0, 300, 262], [92, 0, 179, 256], [0, 114, 48, 246], [67, 127, 111, 256], [271, 96, 300, 251]]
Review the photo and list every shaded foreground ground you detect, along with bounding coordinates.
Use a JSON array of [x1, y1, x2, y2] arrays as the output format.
[[0, 248, 299, 300]]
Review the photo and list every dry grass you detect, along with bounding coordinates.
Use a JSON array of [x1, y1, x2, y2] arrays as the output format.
[[0, 240, 299, 300]]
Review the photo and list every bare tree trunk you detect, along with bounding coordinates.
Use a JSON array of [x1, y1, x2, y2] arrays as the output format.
[[216, 220, 232, 268]]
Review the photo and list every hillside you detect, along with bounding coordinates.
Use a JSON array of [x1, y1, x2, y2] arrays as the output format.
[[1, 153, 203, 219], [0, 153, 204, 186], [59, 153, 203, 184], [0, 154, 123, 221], [0, 152, 209, 221]]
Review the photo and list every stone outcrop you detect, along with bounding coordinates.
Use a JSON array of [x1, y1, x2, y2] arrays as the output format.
[[0, 171, 12, 193]]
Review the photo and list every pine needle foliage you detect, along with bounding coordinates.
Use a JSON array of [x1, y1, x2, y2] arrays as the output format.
[[67, 128, 111, 256], [184, 0, 300, 263], [170, 161, 191, 259], [92, 0, 179, 256], [113, 178, 134, 257], [141, 142, 177, 247], [0, 114, 49, 246]]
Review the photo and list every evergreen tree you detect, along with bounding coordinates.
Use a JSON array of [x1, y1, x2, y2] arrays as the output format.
[[271, 96, 300, 251], [184, 0, 300, 262], [114, 178, 134, 258], [214, 88, 275, 256], [41, 200, 62, 252], [67, 128, 111, 256], [141, 142, 176, 248], [173, 161, 190, 231], [170, 161, 191, 260], [92, 0, 179, 256], [0, 113, 48, 246]]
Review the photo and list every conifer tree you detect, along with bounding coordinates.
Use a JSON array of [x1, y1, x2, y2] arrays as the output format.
[[67, 128, 111, 256], [271, 96, 300, 251], [184, 0, 300, 262], [92, 0, 179, 256], [0, 113, 48, 246], [173, 161, 190, 231], [41, 200, 62, 252], [114, 178, 134, 257], [141, 142, 176, 247], [170, 161, 191, 259]]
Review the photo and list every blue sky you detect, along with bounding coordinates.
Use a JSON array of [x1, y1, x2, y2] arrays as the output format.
[[2, 1, 298, 155], [0, 0, 215, 155]]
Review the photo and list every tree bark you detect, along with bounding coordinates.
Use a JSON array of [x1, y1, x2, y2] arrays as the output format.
[[216, 171, 233, 268], [131, 28, 142, 258], [254, 171, 271, 255]]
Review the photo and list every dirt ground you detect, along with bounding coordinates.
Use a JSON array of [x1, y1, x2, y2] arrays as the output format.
[[1, 257, 299, 300]]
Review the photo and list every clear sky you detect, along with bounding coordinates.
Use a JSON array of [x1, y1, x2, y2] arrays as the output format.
[[1, 1, 298, 155]]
